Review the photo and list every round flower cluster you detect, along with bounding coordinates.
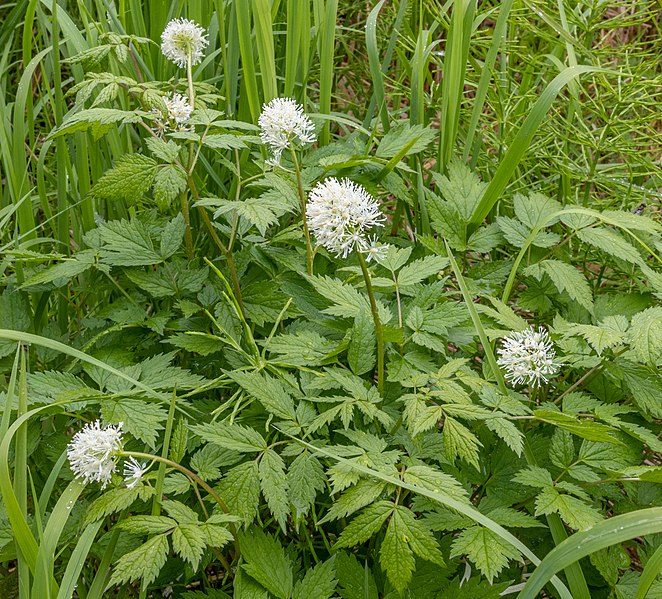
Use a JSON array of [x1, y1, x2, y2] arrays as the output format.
[[164, 92, 193, 124], [307, 178, 385, 260], [497, 326, 561, 387], [67, 420, 123, 488], [161, 18, 208, 68], [258, 98, 317, 163], [67, 421, 149, 489]]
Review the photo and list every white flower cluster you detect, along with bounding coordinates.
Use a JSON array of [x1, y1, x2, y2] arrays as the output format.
[[258, 98, 316, 163], [164, 92, 193, 124], [67, 421, 123, 489], [67, 421, 149, 489], [497, 326, 561, 387], [307, 178, 386, 260], [161, 18, 208, 68]]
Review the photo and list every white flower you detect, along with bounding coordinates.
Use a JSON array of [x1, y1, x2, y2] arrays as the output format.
[[67, 421, 123, 488], [497, 327, 561, 387], [123, 457, 148, 489], [307, 178, 385, 259], [161, 18, 208, 68], [258, 98, 316, 163], [164, 92, 193, 124]]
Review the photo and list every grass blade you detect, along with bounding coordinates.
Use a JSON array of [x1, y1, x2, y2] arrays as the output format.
[[518, 509, 662, 599], [470, 65, 599, 225]]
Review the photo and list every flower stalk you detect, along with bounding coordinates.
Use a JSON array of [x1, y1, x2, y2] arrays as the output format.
[[290, 147, 314, 274], [358, 251, 385, 395]]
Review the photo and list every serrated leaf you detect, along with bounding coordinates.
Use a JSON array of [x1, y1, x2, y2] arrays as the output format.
[[376, 123, 436, 158], [50, 108, 144, 139], [443, 416, 482, 468], [160, 213, 186, 258], [534, 487, 602, 530], [146, 137, 180, 162], [108, 533, 169, 591], [292, 558, 337, 599], [239, 529, 293, 599], [628, 306, 662, 365], [334, 501, 393, 549], [288, 451, 326, 520], [172, 523, 206, 568], [191, 422, 267, 453], [525, 259, 593, 311], [334, 553, 379, 599], [267, 331, 336, 367], [258, 448, 289, 531], [154, 164, 187, 205], [229, 371, 297, 421], [549, 429, 575, 469], [84, 486, 154, 525], [484, 417, 524, 456], [397, 256, 448, 287], [577, 226, 642, 265], [513, 466, 554, 489], [22, 251, 96, 287], [310, 275, 391, 323], [513, 192, 562, 229], [534, 409, 619, 443], [348, 309, 376, 375], [451, 526, 521, 583], [92, 154, 158, 203], [321, 479, 385, 523], [117, 515, 176, 534], [102, 398, 166, 448], [203, 133, 249, 151], [96, 218, 162, 266], [162, 499, 199, 524], [218, 461, 261, 523]]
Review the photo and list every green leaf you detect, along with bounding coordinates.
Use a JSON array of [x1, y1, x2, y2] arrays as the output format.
[[49, 108, 144, 139], [102, 398, 166, 448], [321, 479, 385, 523], [570, 316, 628, 355], [524, 260, 593, 311], [397, 256, 449, 287], [348, 309, 376, 375], [334, 501, 394, 549], [451, 526, 521, 583], [484, 417, 524, 457], [287, 451, 326, 520], [430, 160, 486, 220], [96, 218, 162, 266], [92, 154, 158, 204], [293, 558, 338, 599], [577, 227, 642, 265], [229, 371, 297, 421], [310, 275, 391, 323], [267, 331, 336, 367], [534, 410, 620, 443], [117, 515, 176, 535], [153, 164, 187, 206], [191, 422, 267, 453], [535, 487, 602, 530], [443, 417, 482, 468], [550, 430, 575, 470], [513, 466, 554, 489], [172, 523, 207, 569], [334, 553, 378, 599], [166, 332, 224, 356], [160, 214, 186, 258], [203, 133, 249, 151], [376, 123, 436, 158], [628, 307, 662, 365], [108, 533, 169, 591], [162, 499, 200, 524], [84, 486, 154, 525], [218, 461, 261, 524], [146, 137, 180, 162], [513, 192, 562, 229], [22, 251, 96, 288], [258, 448, 290, 531], [239, 529, 293, 599]]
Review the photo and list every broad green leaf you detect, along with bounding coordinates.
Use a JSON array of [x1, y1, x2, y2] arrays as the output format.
[[376, 123, 436, 158], [153, 164, 187, 205], [534, 410, 620, 443], [334, 552, 378, 599], [525, 260, 593, 311], [96, 218, 162, 266], [628, 307, 662, 365], [84, 486, 154, 525], [229, 371, 297, 421], [101, 398, 166, 448], [239, 529, 293, 599], [397, 256, 449, 287], [292, 558, 337, 599], [116, 516, 176, 535], [288, 451, 326, 520], [577, 226, 642, 265], [513, 192, 562, 229], [348, 309, 376, 375], [92, 154, 158, 203], [443, 417, 482, 468], [535, 487, 602, 530], [172, 523, 207, 569], [21, 251, 96, 288], [334, 501, 393, 549], [218, 462, 261, 524], [258, 448, 290, 531], [451, 526, 521, 583], [108, 533, 169, 591], [191, 422, 267, 453]]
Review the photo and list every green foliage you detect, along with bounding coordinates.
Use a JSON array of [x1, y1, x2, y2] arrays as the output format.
[[0, 0, 660, 597]]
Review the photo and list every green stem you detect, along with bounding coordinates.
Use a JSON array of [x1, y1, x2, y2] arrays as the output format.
[[357, 252, 385, 395], [187, 52, 195, 108], [179, 191, 195, 260], [290, 147, 314, 275]]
